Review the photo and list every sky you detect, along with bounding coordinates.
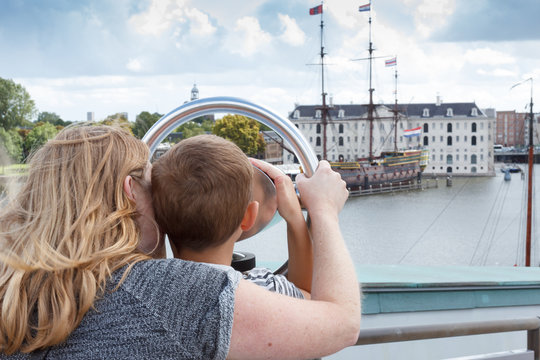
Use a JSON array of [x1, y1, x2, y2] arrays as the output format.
[[1, 0, 540, 122]]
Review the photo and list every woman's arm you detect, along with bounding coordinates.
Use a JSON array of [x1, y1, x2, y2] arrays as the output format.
[[229, 161, 360, 359], [250, 158, 313, 294]]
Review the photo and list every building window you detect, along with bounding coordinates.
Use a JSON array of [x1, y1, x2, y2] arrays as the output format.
[[456, 136, 459, 142], [380, 123, 384, 130], [471, 108, 478, 116], [447, 123, 452, 132], [423, 123, 429, 133], [440, 136, 443, 142], [338, 109, 345, 118], [423, 108, 430, 117], [447, 154, 453, 164], [456, 154, 460, 161], [472, 136, 477, 145], [355, 123, 358, 130], [400, 122, 404, 129], [472, 122, 477, 132], [309, 136, 313, 143], [456, 122, 460, 130], [355, 136, 358, 142], [380, 136, 384, 143], [440, 123, 443, 130], [293, 110, 300, 119], [339, 124, 344, 133], [464, 154, 468, 161], [432, 154, 435, 161], [464, 135, 468, 142], [446, 108, 453, 117], [447, 166, 453, 173], [339, 137, 344, 146], [480, 122, 484, 130], [480, 154, 484, 161], [423, 136, 429, 146], [432, 136, 435, 142], [315, 110, 322, 118], [332, 136, 335, 142], [362, 136, 365, 143], [480, 136, 484, 142], [447, 136, 452, 146], [471, 154, 477, 164], [316, 124, 321, 134], [471, 166, 477, 173], [316, 137, 321, 146]]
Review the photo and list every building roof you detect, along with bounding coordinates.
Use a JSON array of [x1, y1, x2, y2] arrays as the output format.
[[290, 102, 486, 119]]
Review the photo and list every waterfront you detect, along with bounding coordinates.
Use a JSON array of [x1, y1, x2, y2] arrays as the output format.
[[235, 163, 540, 269]]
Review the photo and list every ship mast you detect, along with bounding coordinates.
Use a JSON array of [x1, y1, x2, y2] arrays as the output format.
[[393, 61, 398, 152], [318, 2, 328, 160], [367, 6, 375, 161], [526, 79, 534, 267]]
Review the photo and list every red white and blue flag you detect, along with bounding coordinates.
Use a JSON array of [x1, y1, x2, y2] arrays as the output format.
[[358, 3, 370, 12], [404, 126, 422, 137], [309, 4, 323, 15], [385, 57, 397, 67]]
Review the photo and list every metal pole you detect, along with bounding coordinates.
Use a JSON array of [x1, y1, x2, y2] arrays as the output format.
[[526, 79, 534, 266]]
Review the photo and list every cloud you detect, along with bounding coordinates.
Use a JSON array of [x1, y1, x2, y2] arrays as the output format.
[[126, 58, 144, 72], [184, 8, 216, 37], [278, 14, 305, 46], [464, 48, 515, 66], [477, 68, 517, 78], [225, 16, 271, 56], [412, 0, 456, 38], [128, 0, 187, 36]]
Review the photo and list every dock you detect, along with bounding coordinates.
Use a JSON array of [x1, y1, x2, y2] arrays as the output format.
[[348, 178, 439, 197]]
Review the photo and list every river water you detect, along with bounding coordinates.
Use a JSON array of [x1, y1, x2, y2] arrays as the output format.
[[235, 163, 540, 269]]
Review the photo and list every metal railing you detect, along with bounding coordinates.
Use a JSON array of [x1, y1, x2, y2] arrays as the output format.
[[355, 317, 540, 360]]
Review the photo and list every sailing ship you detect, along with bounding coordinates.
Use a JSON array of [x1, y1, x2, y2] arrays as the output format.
[[298, 2, 428, 191]]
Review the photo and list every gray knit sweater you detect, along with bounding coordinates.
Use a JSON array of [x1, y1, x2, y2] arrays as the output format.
[[3, 259, 241, 360]]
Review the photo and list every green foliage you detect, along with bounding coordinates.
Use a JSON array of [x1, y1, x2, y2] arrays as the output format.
[[0, 77, 37, 130], [132, 111, 163, 139], [100, 114, 133, 134], [175, 119, 213, 141], [24, 122, 58, 157], [0, 127, 23, 163], [212, 114, 266, 156], [37, 111, 71, 127]]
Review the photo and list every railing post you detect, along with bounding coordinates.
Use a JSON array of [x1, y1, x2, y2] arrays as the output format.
[[528, 318, 540, 360]]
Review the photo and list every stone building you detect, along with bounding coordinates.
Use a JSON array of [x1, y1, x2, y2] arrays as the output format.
[[287, 98, 495, 176]]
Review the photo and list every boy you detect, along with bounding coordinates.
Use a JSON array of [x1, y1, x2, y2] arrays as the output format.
[[152, 134, 312, 298]]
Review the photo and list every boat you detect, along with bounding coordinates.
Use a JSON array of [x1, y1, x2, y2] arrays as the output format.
[[305, 2, 428, 192], [500, 164, 522, 173]]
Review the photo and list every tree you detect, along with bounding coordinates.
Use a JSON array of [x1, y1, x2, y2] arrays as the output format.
[[132, 111, 163, 139], [24, 122, 58, 157], [37, 111, 71, 127], [100, 113, 133, 134], [175, 119, 213, 141], [0, 77, 37, 130], [0, 127, 23, 163], [212, 115, 266, 156]]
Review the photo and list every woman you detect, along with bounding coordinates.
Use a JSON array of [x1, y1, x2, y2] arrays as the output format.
[[0, 125, 360, 359]]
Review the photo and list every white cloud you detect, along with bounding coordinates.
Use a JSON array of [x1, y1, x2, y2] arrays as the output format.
[[477, 68, 517, 77], [278, 14, 305, 46], [128, 0, 187, 36], [184, 8, 216, 37], [464, 48, 515, 66], [413, 0, 456, 38], [126, 58, 144, 72], [225, 16, 271, 56]]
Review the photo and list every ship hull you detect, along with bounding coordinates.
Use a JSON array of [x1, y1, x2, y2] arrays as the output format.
[[331, 150, 427, 191]]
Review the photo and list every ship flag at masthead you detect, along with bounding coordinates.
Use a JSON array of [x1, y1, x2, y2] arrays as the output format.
[[358, 3, 371, 12], [309, 4, 323, 15], [385, 57, 397, 67]]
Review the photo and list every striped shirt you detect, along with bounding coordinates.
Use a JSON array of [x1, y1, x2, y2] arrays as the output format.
[[242, 267, 304, 299]]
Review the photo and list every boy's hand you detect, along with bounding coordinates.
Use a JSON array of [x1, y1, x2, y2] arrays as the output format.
[[296, 161, 348, 218], [249, 158, 302, 223]]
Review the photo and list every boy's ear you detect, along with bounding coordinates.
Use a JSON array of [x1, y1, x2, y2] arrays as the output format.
[[123, 175, 136, 201], [240, 200, 259, 231]]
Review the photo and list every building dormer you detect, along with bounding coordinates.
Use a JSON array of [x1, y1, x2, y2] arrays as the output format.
[[471, 108, 478, 116], [338, 109, 345, 118], [422, 108, 430, 117], [315, 109, 322, 119], [293, 110, 300, 119], [446, 108, 453, 117]]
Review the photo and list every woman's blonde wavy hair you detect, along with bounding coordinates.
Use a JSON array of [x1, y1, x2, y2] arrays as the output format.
[[0, 125, 151, 354]]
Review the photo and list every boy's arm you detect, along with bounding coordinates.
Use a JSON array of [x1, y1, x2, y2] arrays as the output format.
[[249, 158, 313, 294]]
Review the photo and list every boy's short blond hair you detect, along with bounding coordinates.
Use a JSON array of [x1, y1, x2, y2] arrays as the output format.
[[152, 134, 253, 251]]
